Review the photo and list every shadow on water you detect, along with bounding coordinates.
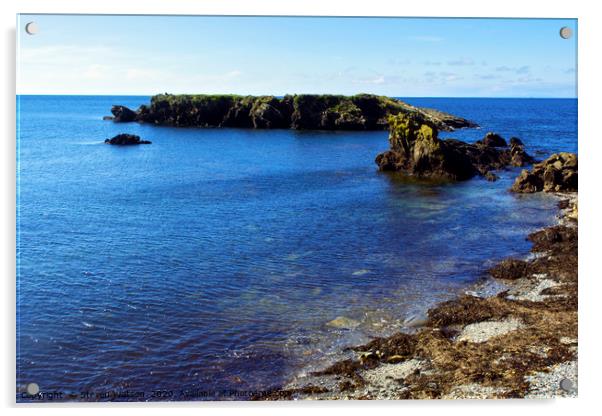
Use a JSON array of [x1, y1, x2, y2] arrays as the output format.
[[378, 169, 457, 190]]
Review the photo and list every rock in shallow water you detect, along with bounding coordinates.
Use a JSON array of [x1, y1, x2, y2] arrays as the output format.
[[375, 113, 533, 180], [477, 132, 507, 148], [326, 316, 360, 329], [511, 152, 577, 193], [105, 134, 152, 145], [110, 105, 138, 122]]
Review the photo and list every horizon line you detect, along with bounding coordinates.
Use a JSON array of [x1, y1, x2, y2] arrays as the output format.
[[15, 93, 578, 99]]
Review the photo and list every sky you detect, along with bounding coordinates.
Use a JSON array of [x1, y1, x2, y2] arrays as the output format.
[[16, 15, 577, 97]]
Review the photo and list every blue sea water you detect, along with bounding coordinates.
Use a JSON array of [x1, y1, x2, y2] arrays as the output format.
[[16, 96, 577, 401]]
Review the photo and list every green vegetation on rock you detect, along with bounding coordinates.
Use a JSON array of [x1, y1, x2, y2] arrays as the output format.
[[376, 113, 534, 181], [111, 93, 478, 131]]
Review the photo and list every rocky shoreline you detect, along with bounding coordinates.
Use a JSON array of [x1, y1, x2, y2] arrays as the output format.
[[106, 94, 477, 132], [256, 157, 578, 400]]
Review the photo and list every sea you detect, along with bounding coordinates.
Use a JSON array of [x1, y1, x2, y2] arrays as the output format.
[[16, 96, 577, 401]]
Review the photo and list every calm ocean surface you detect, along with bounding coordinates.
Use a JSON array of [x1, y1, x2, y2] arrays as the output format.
[[16, 96, 577, 400]]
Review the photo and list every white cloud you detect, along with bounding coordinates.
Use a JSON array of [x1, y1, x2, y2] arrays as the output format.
[[475, 74, 501, 80], [386, 58, 411, 66], [17, 43, 244, 94], [422, 71, 462, 83], [495, 65, 530, 74], [125, 68, 164, 81], [352, 75, 386, 85], [83, 64, 112, 80], [224, 70, 242, 78], [447, 58, 475, 66], [515, 76, 543, 83]]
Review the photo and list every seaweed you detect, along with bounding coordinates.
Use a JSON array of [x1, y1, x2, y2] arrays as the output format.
[[488, 259, 530, 280]]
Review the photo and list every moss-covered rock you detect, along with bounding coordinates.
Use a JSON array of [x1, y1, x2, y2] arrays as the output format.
[[249, 96, 292, 128], [375, 113, 534, 181]]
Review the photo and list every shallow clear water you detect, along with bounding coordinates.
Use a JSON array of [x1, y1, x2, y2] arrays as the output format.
[[16, 96, 576, 400]]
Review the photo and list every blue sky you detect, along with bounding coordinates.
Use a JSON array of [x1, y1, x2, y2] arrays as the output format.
[[17, 15, 577, 97]]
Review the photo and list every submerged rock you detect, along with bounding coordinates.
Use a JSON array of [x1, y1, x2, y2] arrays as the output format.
[[105, 133, 151, 145], [110, 105, 138, 122], [511, 152, 577, 193], [110, 93, 478, 131], [326, 316, 361, 329], [375, 113, 534, 180]]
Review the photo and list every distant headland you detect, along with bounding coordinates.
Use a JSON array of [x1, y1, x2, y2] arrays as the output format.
[[106, 94, 478, 132]]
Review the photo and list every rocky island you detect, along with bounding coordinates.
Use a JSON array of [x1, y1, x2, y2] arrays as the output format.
[[104, 133, 151, 145], [107, 94, 478, 131]]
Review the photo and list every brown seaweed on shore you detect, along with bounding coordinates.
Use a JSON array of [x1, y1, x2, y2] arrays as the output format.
[[351, 333, 418, 360], [402, 318, 576, 399], [311, 359, 370, 382], [426, 295, 510, 327], [487, 259, 530, 280]]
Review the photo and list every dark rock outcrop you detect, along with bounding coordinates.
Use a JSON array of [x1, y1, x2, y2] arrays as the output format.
[[477, 132, 507, 148], [375, 113, 534, 181], [105, 134, 151, 145], [375, 114, 476, 180], [108, 94, 478, 132], [508, 140, 534, 167], [528, 224, 578, 253], [511, 152, 577, 193], [250, 96, 293, 129], [509, 137, 524, 147], [111, 105, 138, 122]]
